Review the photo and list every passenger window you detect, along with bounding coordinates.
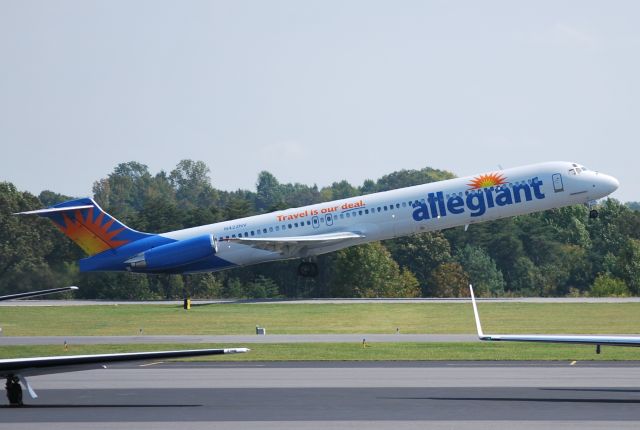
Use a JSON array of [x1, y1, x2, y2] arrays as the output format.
[[244, 232, 249, 237], [251, 231, 255, 236], [346, 212, 351, 217], [359, 210, 363, 215], [263, 228, 267, 233], [294, 222, 298, 228], [288, 224, 293, 229], [269, 227, 274, 232], [276, 226, 280, 231], [340, 214, 344, 219], [401, 202, 406, 208]]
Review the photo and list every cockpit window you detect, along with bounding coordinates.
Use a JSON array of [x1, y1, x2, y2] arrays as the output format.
[[569, 168, 577, 175]]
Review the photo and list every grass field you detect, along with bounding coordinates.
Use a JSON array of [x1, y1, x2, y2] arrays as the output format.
[[1, 342, 638, 361], [2, 302, 640, 336]]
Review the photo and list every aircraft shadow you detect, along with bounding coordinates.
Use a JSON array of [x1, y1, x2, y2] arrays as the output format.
[[540, 388, 640, 393], [384, 397, 640, 404]]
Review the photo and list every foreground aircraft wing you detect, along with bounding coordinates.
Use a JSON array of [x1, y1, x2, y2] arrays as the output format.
[[226, 231, 365, 254], [0, 347, 249, 378], [0, 286, 78, 302], [470, 284, 640, 347], [1, 347, 249, 403]]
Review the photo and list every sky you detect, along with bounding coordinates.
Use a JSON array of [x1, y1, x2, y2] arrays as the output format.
[[1, 1, 638, 202]]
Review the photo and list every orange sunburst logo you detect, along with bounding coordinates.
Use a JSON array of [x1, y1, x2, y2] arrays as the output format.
[[56, 208, 130, 256], [467, 172, 507, 190]]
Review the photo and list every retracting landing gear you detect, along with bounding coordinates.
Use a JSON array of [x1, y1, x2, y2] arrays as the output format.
[[586, 200, 599, 219], [5, 375, 23, 406], [297, 261, 319, 278]]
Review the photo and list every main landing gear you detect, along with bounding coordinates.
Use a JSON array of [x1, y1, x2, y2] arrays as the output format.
[[298, 261, 319, 278], [586, 200, 599, 219], [5, 375, 23, 406]]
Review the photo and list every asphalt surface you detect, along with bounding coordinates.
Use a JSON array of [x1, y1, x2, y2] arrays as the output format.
[[2, 361, 640, 429]]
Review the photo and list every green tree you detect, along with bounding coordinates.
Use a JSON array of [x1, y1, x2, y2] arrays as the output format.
[[454, 245, 505, 297], [0, 183, 59, 295], [428, 262, 470, 297], [590, 273, 630, 297], [255, 171, 283, 212], [387, 232, 452, 295], [323, 180, 358, 200], [77, 272, 157, 300], [331, 243, 420, 298], [169, 160, 217, 208], [187, 273, 224, 298], [93, 161, 154, 223]]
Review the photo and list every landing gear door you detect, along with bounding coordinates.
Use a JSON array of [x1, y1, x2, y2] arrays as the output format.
[[552, 173, 564, 193]]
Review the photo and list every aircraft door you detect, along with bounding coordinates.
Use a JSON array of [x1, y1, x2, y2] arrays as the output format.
[[312, 216, 320, 229], [552, 173, 564, 192], [325, 213, 334, 226]]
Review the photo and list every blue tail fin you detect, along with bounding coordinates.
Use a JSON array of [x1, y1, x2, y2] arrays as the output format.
[[17, 198, 151, 256]]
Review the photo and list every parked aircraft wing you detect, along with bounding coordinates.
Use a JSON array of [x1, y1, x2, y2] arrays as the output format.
[[0, 347, 249, 378], [470, 284, 640, 347], [1, 347, 249, 403], [0, 286, 78, 302], [226, 231, 365, 255]]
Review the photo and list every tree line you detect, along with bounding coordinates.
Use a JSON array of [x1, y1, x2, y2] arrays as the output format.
[[1, 159, 639, 299]]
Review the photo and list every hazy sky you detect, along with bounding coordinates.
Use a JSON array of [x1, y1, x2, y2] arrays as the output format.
[[1, 1, 638, 202]]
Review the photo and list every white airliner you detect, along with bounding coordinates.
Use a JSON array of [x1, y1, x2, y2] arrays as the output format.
[[0, 287, 248, 406], [18, 161, 619, 276], [470, 285, 640, 353]]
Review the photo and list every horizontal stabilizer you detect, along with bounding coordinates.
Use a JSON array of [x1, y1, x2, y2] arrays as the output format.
[[15, 205, 94, 216]]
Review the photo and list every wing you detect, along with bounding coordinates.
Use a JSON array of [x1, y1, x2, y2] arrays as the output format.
[[0, 286, 78, 302], [226, 231, 365, 255], [470, 285, 640, 347], [0, 347, 249, 378], [0, 347, 249, 401]]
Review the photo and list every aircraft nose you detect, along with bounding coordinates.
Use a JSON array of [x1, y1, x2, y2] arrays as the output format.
[[598, 173, 619, 195]]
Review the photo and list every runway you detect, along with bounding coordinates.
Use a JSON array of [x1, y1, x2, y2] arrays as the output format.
[[3, 361, 640, 429]]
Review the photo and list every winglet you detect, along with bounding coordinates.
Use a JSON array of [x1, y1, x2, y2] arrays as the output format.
[[469, 284, 484, 338]]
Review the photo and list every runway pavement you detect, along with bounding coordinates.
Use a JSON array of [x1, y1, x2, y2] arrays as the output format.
[[2, 361, 640, 429]]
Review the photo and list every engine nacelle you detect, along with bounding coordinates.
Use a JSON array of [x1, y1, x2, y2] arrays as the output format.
[[126, 234, 218, 271]]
